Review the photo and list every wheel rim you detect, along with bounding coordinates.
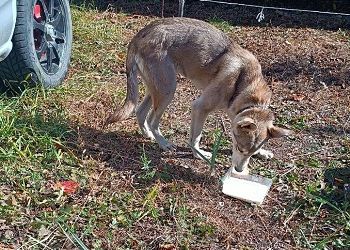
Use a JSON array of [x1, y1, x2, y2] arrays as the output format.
[[33, 0, 67, 75]]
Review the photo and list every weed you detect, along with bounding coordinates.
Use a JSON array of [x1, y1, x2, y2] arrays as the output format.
[[59, 222, 89, 250], [139, 144, 157, 181], [193, 219, 216, 238], [307, 157, 323, 168], [188, 129, 223, 173]]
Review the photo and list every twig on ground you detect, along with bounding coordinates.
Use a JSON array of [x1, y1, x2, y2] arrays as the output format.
[[280, 164, 297, 176], [27, 236, 55, 250], [283, 205, 301, 226]]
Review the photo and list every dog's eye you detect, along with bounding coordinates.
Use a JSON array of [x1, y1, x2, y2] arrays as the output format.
[[236, 145, 247, 154]]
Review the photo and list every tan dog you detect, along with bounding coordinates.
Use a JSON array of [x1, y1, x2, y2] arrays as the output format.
[[106, 17, 291, 173]]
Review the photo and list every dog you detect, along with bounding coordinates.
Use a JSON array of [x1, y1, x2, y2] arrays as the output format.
[[106, 17, 292, 174]]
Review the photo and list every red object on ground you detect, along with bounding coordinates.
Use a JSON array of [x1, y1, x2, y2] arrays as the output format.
[[55, 181, 80, 194]]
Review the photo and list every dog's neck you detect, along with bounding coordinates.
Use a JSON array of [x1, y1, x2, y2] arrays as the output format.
[[235, 103, 269, 116], [229, 82, 271, 117], [226, 56, 271, 117]]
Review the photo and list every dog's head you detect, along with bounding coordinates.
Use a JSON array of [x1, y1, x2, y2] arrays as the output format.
[[229, 108, 292, 172]]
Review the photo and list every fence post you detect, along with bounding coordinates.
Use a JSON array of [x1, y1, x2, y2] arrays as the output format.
[[179, 0, 185, 17]]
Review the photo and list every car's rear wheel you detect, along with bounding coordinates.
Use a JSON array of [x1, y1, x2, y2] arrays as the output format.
[[0, 0, 72, 92]]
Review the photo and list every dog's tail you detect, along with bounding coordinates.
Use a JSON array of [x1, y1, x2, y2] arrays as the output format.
[[105, 46, 139, 126]]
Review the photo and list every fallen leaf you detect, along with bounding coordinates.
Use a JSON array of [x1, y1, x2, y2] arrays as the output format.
[[4, 230, 14, 240], [0, 243, 14, 250], [159, 243, 177, 250], [10, 195, 17, 206], [38, 225, 51, 237], [54, 181, 79, 194], [290, 93, 305, 102]]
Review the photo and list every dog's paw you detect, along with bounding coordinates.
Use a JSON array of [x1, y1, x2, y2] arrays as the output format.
[[256, 149, 274, 160], [142, 129, 156, 141], [139, 124, 156, 141], [159, 141, 176, 152], [193, 149, 212, 161]]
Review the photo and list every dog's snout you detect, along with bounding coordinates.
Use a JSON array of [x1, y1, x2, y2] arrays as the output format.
[[231, 147, 250, 173], [234, 158, 249, 172], [234, 164, 245, 173]]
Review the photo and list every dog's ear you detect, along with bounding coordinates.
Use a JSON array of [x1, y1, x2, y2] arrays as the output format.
[[237, 117, 257, 132], [268, 126, 293, 138]]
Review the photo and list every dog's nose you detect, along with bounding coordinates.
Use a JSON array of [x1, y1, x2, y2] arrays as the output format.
[[232, 156, 250, 173], [235, 164, 245, 173]]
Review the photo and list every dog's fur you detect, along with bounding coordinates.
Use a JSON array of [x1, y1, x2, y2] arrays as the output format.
[[106, 17, 291, 173]]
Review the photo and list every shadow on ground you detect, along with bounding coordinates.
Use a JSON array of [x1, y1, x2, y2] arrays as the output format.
[[324, 167, 350, 202], [307, 125, 350, 137], [67, 124, 217, 186], [264, 57, 350, 88]]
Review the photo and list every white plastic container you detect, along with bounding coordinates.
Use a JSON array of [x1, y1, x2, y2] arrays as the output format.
[[222, 167, 273, 205]]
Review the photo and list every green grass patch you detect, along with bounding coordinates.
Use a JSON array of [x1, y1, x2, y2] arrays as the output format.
[[0, 87, 87, 247], [276, 115, 308, 131], [208, 17, 235, 33]]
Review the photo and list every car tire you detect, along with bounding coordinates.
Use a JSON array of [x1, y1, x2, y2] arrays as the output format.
[[0, 0, 72, 91]]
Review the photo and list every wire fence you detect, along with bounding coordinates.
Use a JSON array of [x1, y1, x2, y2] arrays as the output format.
[[178, 0, 350, 19]]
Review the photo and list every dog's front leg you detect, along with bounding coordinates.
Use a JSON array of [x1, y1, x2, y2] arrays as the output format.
[[253, 148, 274, 159], [189, 98, 212, 160]]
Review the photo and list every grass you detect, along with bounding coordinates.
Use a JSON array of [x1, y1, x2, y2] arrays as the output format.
[[280, 156, 350, 249], [208, 17, 235, 33], [1, 2, 350, 249], [188, 129, 224, 173], [0, 87, 86, 249], [139, 144, 157, 181]]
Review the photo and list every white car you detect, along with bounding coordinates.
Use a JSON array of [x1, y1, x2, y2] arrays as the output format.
[[0, 0, 72, 91]]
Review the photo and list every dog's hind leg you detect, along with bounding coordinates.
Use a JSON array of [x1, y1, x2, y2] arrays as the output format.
[[148, 93, 176, 151], [136, 93, 155, 140], [146, 59, 177, 151]]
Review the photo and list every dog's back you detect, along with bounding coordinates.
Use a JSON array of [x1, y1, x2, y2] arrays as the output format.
[[127, 18, 260, 88], [107, 17, 268, 124], [129, 18, 230, 69]]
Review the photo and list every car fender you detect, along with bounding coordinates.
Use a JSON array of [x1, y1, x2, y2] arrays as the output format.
[[0, 0, 16, 61]]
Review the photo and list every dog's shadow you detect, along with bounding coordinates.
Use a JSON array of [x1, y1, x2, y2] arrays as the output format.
[[67, 124, 217, 186]]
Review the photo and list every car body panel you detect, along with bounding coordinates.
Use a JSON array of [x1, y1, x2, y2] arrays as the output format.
[[0, 0, 16, 61]]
